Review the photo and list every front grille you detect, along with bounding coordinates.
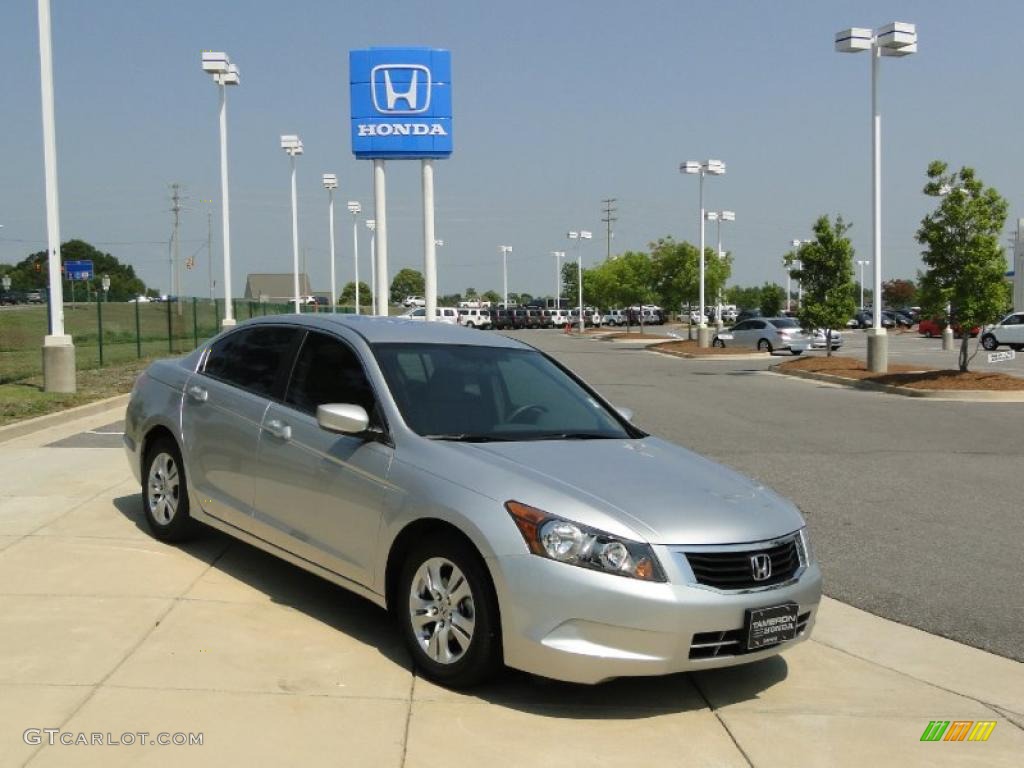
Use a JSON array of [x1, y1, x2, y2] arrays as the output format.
[[684, 536, 801, 590], [689, 612, 811, 660]]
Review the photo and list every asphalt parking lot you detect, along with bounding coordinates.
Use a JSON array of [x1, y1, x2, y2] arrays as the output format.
[[835, 327, 1024, 377], [512, 331, 1024, 661]]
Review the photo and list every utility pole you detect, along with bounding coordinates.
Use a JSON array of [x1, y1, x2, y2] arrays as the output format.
[[170, 183, 185, 315], [601, 198, 617, 260]]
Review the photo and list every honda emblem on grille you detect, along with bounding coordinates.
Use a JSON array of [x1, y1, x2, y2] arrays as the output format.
[[750, 553, 772, 581]]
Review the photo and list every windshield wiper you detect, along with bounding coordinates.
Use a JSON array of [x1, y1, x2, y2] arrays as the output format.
[[531, 432, 619, 441], [424, 433, 518, 442]]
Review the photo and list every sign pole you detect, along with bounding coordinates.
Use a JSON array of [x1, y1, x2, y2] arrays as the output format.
[[422, 159, 437, 322], [373, 159, 389, 316]]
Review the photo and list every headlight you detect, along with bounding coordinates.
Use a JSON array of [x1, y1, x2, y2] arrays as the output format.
[[797, 526, 815, 566], [506, 500, 666, 582]]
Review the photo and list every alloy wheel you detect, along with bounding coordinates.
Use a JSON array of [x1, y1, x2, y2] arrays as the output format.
[[147, 452, 180, 525], [408, 557, 476, 664]]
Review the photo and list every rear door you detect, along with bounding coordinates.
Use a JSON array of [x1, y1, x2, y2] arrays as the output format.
[[251, 330, 393, 586], [181, 325, 301, 529]]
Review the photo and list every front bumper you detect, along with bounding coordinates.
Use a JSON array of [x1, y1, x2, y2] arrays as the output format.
[[492, 547, 822, 684]]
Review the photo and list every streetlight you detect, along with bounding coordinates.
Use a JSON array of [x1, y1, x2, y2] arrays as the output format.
[[706, 210, 735, 327], [835, 21, 918, 372], [37, 0, 74, 392], [499, 246, 512, 308], [567, 230, 592, 333], [856, 259, 871, 310], [365, 220, 376, 314], [200, 51, 240, 328], [101, 274, 110, 301], [347, 201, 361, 314], [2, 275, 12, 292], [790, 239, 812, 311], [551, 251, 566, 308], [280, 134, 303, 313], [681, 159, 726, 347], [322, 174, 338, 313]]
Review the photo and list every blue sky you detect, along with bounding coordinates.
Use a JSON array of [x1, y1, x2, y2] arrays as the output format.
[[1, 0, 1021, 298]]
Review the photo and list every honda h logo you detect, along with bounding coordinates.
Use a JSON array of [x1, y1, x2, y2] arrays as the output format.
[[751, 554, 772, 582], [371, 64, 431, 114]]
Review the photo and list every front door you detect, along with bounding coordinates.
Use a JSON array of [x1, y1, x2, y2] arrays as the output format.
[[251, 331, 392, 587]]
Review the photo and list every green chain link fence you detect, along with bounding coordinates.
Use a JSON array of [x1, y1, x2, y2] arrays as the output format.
[[0, 298, 354, 385]]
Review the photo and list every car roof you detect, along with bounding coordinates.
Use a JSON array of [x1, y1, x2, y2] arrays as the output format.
[[239, 313, 528, 349]]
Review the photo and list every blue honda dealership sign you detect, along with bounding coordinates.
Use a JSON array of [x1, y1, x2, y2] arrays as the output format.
[[350, 47, 452, 159], [64, 260, 93, 281]]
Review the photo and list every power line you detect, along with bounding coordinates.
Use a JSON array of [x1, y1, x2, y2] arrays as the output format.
[[601, 198, 617, 260]]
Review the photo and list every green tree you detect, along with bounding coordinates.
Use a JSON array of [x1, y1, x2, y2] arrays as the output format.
[[481, 290, 501, 305], [759, 283, 785, 317], [791, 215, 858, 356], [464, 287, 478, 300], [648, 237, 731, 311], [389, 268, 425, 304], [916, 161, 1010, 371], [339, 281, 371, 305], [725, 285, 763, 310], [3, 240, 147, 299]]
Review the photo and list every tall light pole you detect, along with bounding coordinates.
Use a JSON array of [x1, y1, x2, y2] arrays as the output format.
[[280, 135, 303, 313], [706, 210, 735, 326], [365, 220, 376, 313], [791, 239, 812, 311], [856, 259, 871, 310], [37, 0, 74, 392], [322, 174, 338, 313], [681, 160, 726, 347], [347, 201, 361, 314], [551, 251, 565, 307], [836, 22, 917, 372], [201, 52, 240, 327], [499, 246, 512, 308], [568, 231, 592, 333]]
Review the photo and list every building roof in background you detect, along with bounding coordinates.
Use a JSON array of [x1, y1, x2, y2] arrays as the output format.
[[244, 273, 312, 299]]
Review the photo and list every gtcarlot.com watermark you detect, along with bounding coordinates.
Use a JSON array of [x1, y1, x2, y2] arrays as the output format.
[[24, 729, 203, 747]]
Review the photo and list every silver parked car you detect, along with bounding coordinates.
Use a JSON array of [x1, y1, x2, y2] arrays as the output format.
[[125, 316, 821, 687], [714, 317, 811, 354]]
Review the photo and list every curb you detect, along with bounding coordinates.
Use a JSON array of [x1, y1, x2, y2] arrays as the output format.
[[650, 345, 770, 361], [0, 393, 130, 444], [775, 367, 1024, 402]]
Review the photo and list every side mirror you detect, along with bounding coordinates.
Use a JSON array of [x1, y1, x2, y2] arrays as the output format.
[[615, 406, 634, 422], [317, 403, 369, 435]]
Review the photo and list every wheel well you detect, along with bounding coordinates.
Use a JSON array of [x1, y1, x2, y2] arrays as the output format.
[[140, 425, 176, 474], [384, 519, 487, 613]]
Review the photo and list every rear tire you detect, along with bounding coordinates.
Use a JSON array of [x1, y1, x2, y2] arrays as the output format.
[[757, 339, 773, 353], [712, 338, 725, 348], [142, 436, 197, 542], [398, 535, 501, 689]]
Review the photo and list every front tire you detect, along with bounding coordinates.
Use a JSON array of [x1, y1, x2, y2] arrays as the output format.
[[981, 334, 998, 351], [758, 339, 773, 352], [712, 338, 725, 348], [142, 437, 197, 542], [399, 535, 501, 688]]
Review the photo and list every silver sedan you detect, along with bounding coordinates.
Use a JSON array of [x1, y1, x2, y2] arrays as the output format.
[[714, 317, 811, 354], [124, 316, 821, 687]]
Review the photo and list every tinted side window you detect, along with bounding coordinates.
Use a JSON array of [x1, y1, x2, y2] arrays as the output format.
[[285, 332, 376, 416], [204, 326, 299, 398], [750, 320, 767, 330]]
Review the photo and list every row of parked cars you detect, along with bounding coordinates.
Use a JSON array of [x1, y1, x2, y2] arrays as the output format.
[[0, 289, 45, 305], [399, 305, 667, 330]]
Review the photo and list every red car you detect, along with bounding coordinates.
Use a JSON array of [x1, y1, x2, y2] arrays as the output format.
[[918, 318, 979, 338]]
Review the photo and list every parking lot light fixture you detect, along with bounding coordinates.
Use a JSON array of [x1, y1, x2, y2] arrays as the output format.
[[201, 51, 240, 327], [568, 231, 592, 333], [365, 219, 377, 313], [836, 21, 918, 372], [346, 201, 362, 314], [790, 239, 812, 311], [706, 210, 735, 325], [551, 251, 566, 308], [280, 135, 303, 313], [322, 174, 338, 313], [499, 246, 512, 309], [856, 260, 871, 310], [681, 160, 726, 347]]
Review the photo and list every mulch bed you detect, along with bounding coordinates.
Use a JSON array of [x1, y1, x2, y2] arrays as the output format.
[[776, 355, 1024, 391]]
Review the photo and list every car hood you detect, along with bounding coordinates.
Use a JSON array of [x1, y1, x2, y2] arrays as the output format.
[[443, 437, 804, 545]]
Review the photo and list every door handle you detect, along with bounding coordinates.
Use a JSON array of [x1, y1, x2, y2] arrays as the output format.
[[264, 419, 292, 441], [186, 385, 208, 403]]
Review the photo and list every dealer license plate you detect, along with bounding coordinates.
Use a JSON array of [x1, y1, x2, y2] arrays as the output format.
[[745, 603, 799, 650]]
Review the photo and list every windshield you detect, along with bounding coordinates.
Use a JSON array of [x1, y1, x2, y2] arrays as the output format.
[[372, 343, 635, 441]]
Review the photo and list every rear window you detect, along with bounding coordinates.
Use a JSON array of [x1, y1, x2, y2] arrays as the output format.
[[772, 318, 800, 329]]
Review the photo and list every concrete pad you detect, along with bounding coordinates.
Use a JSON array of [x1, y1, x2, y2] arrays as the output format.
[[814, 596, 1024, 719], [33, 491, 151, 541], [108, 598, 413, 700], [27, 686, 408, 768], [405, 699, 747, 768], [414, 670, 705, 712], [0, 496, 79, 535], [0, 448, 128, 498], [693, 641, 997, 717], [0, 596, 170, 685], [0, 535, 21, 553], [721, 711, 1024, 768], [0, 684, 94, 767], [0, 536, 224, 598]]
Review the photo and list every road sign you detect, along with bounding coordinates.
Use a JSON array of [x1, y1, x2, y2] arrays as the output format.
[[64, 260, 93, 281], [987, 350, 1016, 363], [349, 47, 452, 159]]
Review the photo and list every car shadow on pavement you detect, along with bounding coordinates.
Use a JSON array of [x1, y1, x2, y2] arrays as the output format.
[[111, 492, 790, 719]]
